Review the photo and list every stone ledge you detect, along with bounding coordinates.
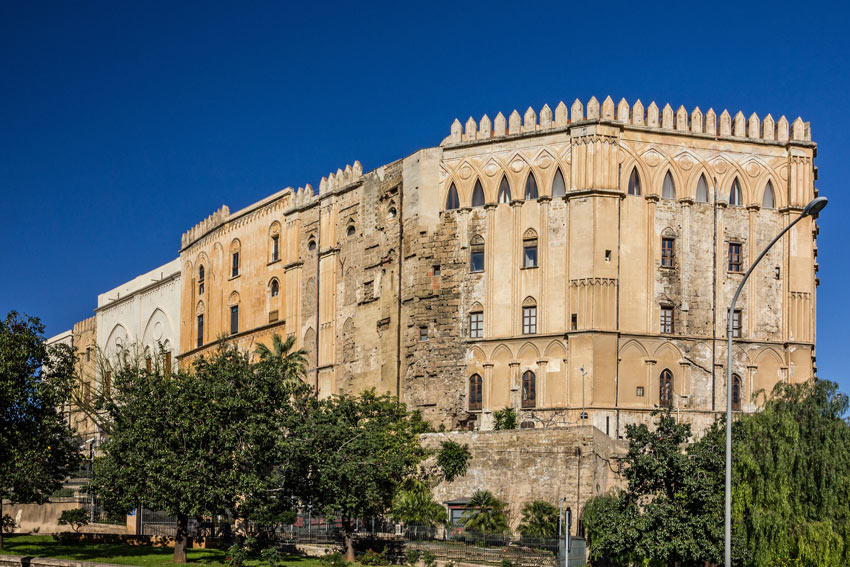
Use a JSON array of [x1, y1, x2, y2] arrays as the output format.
[[0, 555, 127, 567]]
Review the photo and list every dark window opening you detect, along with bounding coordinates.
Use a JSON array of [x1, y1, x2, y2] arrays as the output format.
[[470, 311, 483, 339], [197, 314, 204, 348], [231, 252, 239, 277], [732, 309, 742, 338], [523, 305, 537, 334], [661, 306, 674, 334], [522, 371, 536, 408], [661, 237, 675, 268], [469, 374, 483, 410], [272, 235, 280, 262], [729, 243, 743, 272], [659, 369, 673, 407], [230, 305, 239, 335]]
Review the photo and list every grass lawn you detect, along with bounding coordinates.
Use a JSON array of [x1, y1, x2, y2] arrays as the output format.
[[0, 534, 327, 567]]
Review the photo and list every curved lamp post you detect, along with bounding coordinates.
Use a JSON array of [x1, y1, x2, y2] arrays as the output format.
[[725, 196, 828, 567]]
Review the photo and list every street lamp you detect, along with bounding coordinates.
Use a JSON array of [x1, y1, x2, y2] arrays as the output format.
[[724, 196, 827, 567]]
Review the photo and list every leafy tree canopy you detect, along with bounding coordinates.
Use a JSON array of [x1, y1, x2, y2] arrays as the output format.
[[391, 478, 446, 529], [0, 311, 79, 550], [437, 440, 470, 482], [518, 500, 559, 539], [462, 490, 509, 535]]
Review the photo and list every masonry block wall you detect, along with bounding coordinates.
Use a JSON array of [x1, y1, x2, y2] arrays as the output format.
[[175, 95, 819, 437]]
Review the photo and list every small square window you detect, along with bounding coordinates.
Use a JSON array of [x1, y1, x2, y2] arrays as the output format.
[[605, 250, 612, 263], [433, 265, 441, 277], [470, 312, 483, 339], [636, 386, 645, 397], [660, 306, 674, 334], [729, 243, 743, 272], [419, 327, 428, 341]]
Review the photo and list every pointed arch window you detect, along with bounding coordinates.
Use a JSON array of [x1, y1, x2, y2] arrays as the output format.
[[446, 183, 460, 210], [552, 168, 566, 197], [198, 265, 205, 295], [762, 181, 775, 209], [659, 369, 673, 407], [471, 179, 485, 207], [732, 374, 742, 411], [470, 235, 485, 273], [522, 371, 536, 408], [729, 178, 743, 206], [498, 176, 512, 204], [696, 174, 709, 203], [627, 167, 641, 196], [525, 172, 538, 200], [469, 374, 483, 411], [662, 171, 676, 200]]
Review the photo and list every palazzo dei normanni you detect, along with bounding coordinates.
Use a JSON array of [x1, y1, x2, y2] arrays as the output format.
[[54, 95, 820, 440]]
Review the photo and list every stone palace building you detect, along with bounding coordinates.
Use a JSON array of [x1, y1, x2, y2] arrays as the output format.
[[171, 95, 818, 437]]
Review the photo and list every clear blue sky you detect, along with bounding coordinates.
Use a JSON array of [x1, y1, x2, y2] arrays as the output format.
[[2, 1, 848, 392]]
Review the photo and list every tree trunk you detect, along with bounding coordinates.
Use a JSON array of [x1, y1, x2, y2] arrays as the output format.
[[173, 513, 189, 563], [342, 519, 355, 563], [0, 498, 4, 551]]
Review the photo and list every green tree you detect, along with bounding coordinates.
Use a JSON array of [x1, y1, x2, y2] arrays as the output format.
[[733, 380, 850, 567], [58, 508, 89, 533], [437, 440, 471, 482], [517, 500, 559, 539], [92, 337, 309, 563], [296, 391, 430, 562], [391, 478, 446, 533], [462, 490, 509, 535], [493, 407, 517, 430], [0, 312, 79, 550]]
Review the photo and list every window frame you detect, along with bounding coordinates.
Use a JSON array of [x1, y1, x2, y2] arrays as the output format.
[[469, 374, 483, 411], [271, 234, 280, 262], [728, 242, 743, 272], [197, 313, 204, 348], [731, 309, 742, 338], [521, 370, 536, 408], [523, 231, 538, 269], [524, 172, 538, 200], [659, 369, 673, 407], [522, 305, 537, 335], [470, 236, 485, 273], [627, 167, 641, 196], [446, 183, 460, 210], [230, 305, 239, 335], [660, 305, 674, 334], [732, 374, 743, 411], [469, 311, 483, 339], [661, 237, 675, 268], [231, 251, 240, 278]]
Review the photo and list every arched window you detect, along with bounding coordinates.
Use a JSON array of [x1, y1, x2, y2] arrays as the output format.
[[696, 174, 709, 203], [525, 172, 538, 200], [662, 171, 676, 200], [523, 229, 538, 268], [446, 183, 460, 210], [762, 181, 775, 209], [198, 265, 205, 295], [347, 224, 356, 237], [522, 371, 536, 408], [470, 235, 485, 273], [729, 178, 743, 206], [308, 238, 317, 252], [469, 374, 483, 410], [659, 369, 673, 407], [270, 223, 281, 263], [270, 279, 280, 298], [498, 176, 512, 204], [732, 374, 742, 411], [552, 168, 566, 197], [471, 179, 485, 207], [522, 296, 537, 335], [627, 167, 641, 196]]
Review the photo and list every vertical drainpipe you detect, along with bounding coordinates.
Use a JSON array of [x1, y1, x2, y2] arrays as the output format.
[[711, 176, 718, 412], [395, 184, 404, 401], [315, 201, 322, 396], [615, 164, 622, 439]]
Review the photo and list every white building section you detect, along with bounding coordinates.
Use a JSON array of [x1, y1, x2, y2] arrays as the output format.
[[96, 258, 181, 368]]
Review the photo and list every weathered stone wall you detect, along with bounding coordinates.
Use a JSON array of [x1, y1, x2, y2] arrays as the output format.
[[422, 426, 626, 535]]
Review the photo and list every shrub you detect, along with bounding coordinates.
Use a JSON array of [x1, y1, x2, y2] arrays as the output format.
[[359, 548, 391, 566], [57, 508, 89, 533], [518, 500, 559, 538], [225, 543, 248, 567], [1, 514, 16, 534], [501, 560, 516, 567], [493, 408, 517, 430], [260, 546, 284, 567], [405, 548, 421, 565], [319, 552, 346, 567], [422, 550, 436, 567]]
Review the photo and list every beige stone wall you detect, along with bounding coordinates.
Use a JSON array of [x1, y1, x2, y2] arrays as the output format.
[[421, 427, 626, 534], [70, 316, 99, 440], [174, 95, 818, 438]]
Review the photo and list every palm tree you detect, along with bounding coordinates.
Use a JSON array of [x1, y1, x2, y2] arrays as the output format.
[[518, 500, 559, 538], [254, 334, 306, 384], [391, 478, 446, 535], [462, 490, 509, 534]]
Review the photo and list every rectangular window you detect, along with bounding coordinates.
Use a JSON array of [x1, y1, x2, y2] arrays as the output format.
[[419, 326, 428, 341], [523, 306, 537, 334], [272, 235, 280, 262], [85, 347, 91, 362], [232, 251, 240, 277], [523, 241, 538, 268], [269, 310, 279, 323], [636, 386, 645, 397], [165, 352, 172, 376], [732, 309, 742, 338], [470, 250, 484, 273], [661, 237, 675, 268], [470, 312, 483, 339], [199, 282, 204, 295], [571, 314, 578, 331], [230, 305, 239, 335], [660, 306, 674, 334], [729, 243, 742, 272], [433, 265, 441, 277], [197, 314, 204, 348]]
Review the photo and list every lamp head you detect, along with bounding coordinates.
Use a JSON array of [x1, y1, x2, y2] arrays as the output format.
[[802, 196, 828, 219]]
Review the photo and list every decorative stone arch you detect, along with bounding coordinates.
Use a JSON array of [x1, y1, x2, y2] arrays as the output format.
[[195, 300, 206, 316], [619, 338, 649, 358], [344, 268, 356, 306], [105, 323, 129, 359], [303, 327, 316, 366], [618, 143, 651, 196], [501, 152, 531, 197], [453, 160, 487, 206], [489, 343, 514, 362], [530, 148, 560, 197], [229, 238, 241, 254], [517, 341, 541, 363], [228, 291, 241, 306], [469, 345, 487, 364], [269, 220, 281, 237], [522, 295, 537, 307], [752, 172, 784, 209], [443, 176, 462, 211], [656, 163, 683, 201], [661, 226, 678, 239], [543, 340, 567, 358], [685, 165, 714, 202], [755, 346, 784, 366], [142, 307, 174, 352], [714, 160, 750, 204], [303, 277, 316, 317], [470, 300, 484, 312], [653, 340, 683, 361], [523, 169, 540, 200], [345, 217, 357, 237]]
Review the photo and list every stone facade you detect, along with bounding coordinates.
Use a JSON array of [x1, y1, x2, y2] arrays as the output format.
[[422, 427, 626, 534], [46, 317, 99, 441], [176, 95, 818, 437]]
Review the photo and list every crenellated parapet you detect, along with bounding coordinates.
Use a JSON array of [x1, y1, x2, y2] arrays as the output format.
[[181, 205, 230, 249], [318, 160, 363, 195], [442, 95, 812, 146]]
